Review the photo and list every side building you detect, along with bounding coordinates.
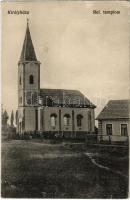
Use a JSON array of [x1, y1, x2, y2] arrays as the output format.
[[96, 100, 130, 142]]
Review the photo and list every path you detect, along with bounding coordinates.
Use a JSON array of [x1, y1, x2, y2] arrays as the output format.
[[84, 152, 128, 179]]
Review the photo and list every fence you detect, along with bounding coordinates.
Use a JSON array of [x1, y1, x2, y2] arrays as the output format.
[[4, 129, 129, 145]]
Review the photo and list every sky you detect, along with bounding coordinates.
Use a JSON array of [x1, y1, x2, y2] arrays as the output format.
[[2, 1, 129, 120]]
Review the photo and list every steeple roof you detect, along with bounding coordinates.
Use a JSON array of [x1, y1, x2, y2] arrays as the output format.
[[20, 20, 37, 62]]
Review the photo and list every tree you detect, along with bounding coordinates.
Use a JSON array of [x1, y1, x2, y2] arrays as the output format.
[[2, 110, 9, 127], [15, 110, 18, 126], [10, 110, 14, 127]]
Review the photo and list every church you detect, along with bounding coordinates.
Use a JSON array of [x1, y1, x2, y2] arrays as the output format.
[[17, 21, 96, 138]]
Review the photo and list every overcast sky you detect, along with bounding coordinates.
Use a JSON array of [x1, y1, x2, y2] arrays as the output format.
[[2, 1, 129, 119]]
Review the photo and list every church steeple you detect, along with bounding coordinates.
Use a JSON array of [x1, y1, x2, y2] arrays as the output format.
[[20, 19, 37, 62]]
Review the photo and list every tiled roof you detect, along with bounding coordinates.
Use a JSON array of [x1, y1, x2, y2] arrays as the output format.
[[40, 88, 96, 108], [19, 23, 37, 62], [96, 100, 130, 120]]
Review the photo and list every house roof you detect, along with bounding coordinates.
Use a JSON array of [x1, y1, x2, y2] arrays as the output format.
[[40, 88, 96, 108], [96, 100, 130, 120], [19, 21, 37, 62]]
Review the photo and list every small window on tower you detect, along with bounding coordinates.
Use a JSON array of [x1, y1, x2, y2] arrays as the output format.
[[29, 75, 34, 84], [19, 97, 22, 104], [20, 76, 21, 85]]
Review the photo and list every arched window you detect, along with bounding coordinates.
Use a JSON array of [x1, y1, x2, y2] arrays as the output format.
[[29, 75, 34, 84], [77, 114, 83, 127], [20, 76, 21, 85], [64, 114, 70, 126], [50, 114, 57, 127]]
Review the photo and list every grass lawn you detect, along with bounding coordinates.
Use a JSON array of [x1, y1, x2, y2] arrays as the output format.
[[1, 140, 129, 198]]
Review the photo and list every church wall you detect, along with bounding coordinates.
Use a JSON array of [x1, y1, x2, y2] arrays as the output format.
[[18, 64, 24, 90], [18, 64, 24, 107], [18, 107, 24, 118], [24, 107, 36, 131], [60, 107, 73, 131], [17, 107, 24, 132], [74, 108, 95, 132], [18, 90, 24, 106], [42, 107, 60, 131], [41, 107, 95, 132], [24, 63, 40, 91]]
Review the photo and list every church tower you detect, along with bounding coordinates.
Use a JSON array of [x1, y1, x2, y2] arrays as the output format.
[[18, 20, 40, 133]]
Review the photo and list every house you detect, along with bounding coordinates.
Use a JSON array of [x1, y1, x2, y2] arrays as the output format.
[[17, 21, 96, 138], [96, 100, 130, 142]]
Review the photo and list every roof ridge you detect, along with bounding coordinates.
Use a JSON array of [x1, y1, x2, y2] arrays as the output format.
[[108, 99, 130, 102], [40, 88, 79, 92]]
